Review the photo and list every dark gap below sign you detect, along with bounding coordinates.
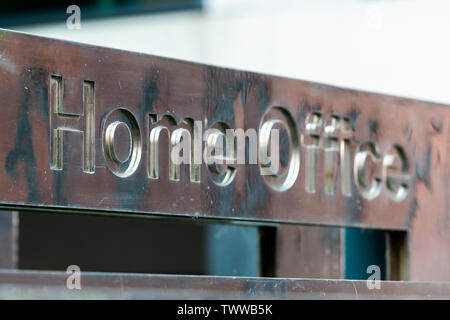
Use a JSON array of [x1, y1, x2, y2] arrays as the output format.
[[15, 210, 406, 279], [18, 211, 261, 276]]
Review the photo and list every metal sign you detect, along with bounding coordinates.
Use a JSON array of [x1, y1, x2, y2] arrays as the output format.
[[0, 29, 439, 229]]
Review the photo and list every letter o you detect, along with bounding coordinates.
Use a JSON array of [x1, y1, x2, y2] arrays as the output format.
[[102, 107, 142, 177], [259, 106, 300, 191]]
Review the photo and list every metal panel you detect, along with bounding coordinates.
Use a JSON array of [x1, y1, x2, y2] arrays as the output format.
[[0, 211, 18, 269], [277, 225, 342, 279], [0, 29, 434, 229], [1, 270, 450, 299]]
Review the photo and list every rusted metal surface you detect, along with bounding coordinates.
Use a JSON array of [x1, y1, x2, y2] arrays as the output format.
[[1, 270, 450, 299], [0, 29, 449, 281], [0, 29, 428, 228], [0, 211, 18, 269]]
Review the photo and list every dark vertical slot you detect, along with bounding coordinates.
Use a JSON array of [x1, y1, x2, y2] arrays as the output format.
[[259, 226, 277, 277], [386, 231, 408, 280]]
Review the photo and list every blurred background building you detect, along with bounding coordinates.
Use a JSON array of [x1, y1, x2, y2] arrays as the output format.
[[4, 0, 450, 104]]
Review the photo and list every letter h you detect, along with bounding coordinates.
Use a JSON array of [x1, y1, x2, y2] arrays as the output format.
[[49, 75, 95, 173]]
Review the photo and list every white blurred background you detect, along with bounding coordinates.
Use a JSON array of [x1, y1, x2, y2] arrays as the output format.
[[11, 0, 450, 104]]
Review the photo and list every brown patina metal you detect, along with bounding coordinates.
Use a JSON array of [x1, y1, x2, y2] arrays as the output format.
[[0, 29, 448, 281], [1, 270, 450, 299]]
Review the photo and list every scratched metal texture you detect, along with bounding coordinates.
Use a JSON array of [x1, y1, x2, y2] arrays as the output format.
[[1, 270, 450, 299], [0, 29, 448, 280]]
